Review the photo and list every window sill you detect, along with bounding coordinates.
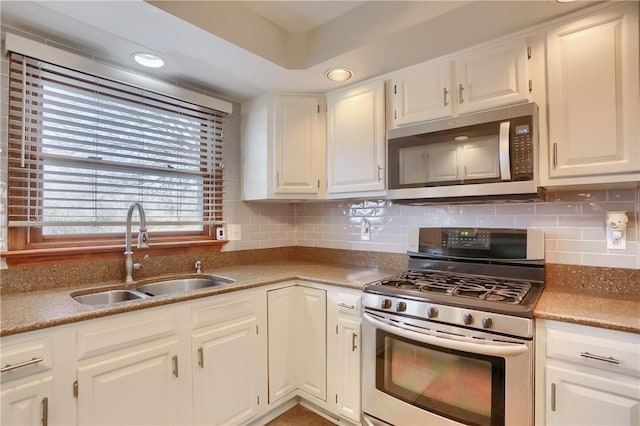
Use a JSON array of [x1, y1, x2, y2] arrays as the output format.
[[1, 240, 228, 267]]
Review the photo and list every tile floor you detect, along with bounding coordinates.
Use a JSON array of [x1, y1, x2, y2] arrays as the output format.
[[266, 404, 335, 426]]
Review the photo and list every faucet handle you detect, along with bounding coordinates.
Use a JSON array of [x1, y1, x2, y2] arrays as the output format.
[[195, 260, 202, 274]]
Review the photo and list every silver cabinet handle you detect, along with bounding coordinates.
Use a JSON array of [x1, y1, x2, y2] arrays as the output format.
[[172, 355, 179, 378], [197, 347, 204, 368], [551, 383, 556, 412], [458, 83, 464, 104], [377, 165, 383, 182], [338, 303, 355, 310], [552, 143, 558, 169], [352, 333, 358, 352], [443, 87, 449, 107], [580, 351, 621, 365], [42, 397, 48, 426], [1, 357, 44, 373]]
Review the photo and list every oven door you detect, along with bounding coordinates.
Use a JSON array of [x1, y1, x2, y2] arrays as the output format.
[[362, 311, 533, 426]]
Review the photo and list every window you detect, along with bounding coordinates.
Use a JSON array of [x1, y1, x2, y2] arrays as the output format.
[[6, 52, 227, 255]]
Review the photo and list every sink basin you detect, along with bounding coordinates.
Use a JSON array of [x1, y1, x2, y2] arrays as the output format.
[[73, 289, 150, 305], [136, 276, 234, 296]]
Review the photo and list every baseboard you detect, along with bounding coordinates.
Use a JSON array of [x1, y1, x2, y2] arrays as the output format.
[[248, 397, 298, 426]]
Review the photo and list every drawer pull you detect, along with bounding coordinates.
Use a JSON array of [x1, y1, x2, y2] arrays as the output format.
[[551, 383, 556, 412], [580, 351, 621, 365], [1, 357, 44, 373], [338, 303, 356, 310]]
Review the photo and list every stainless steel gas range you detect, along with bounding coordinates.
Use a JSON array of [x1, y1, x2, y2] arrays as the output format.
[[362, 227, 545, 426]]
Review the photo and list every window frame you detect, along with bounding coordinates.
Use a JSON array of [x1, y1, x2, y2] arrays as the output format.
[[3, 50, 229, 265]]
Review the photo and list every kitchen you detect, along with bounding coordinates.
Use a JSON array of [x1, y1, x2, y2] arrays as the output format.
[[1, 1, 639, 426]]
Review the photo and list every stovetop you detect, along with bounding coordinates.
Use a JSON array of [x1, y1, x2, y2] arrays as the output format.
[[378, 270, 533, 305]]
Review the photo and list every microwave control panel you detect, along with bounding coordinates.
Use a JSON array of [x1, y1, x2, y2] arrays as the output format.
[[511, 118, 534, 181]]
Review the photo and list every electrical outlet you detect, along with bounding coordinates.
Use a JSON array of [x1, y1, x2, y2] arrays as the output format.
[[227, 224, 241, 241], [360, 218, 371, 241]]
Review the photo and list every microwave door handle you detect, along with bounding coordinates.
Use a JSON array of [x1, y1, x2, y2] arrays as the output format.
[[499, 121, 511, 181], [363, 313, 528, 357]]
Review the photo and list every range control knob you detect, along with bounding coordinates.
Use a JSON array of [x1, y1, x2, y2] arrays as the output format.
[[463, 313, 473, 325], [396, 301, 407, 312], [381, 299, 392, 309], [482, 317, 494, 329], [426, 307, 438, 319]]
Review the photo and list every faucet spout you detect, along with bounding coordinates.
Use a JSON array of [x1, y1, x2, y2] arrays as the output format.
[[125, 202, 149, 283]]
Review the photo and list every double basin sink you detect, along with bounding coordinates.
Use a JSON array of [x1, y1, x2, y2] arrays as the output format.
[[72, 275, 234, 305]]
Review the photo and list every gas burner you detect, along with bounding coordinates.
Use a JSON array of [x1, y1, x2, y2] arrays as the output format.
[[376, 270, 533, 305]]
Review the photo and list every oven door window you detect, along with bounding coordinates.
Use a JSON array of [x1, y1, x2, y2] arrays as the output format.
[[376, 329, 505, 426]]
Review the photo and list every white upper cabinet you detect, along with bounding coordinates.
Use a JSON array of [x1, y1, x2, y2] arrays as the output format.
[[392, 60, 453, 126], [391, 38, 530, 127], [455, 38, 530, 115], [545, 2, 640, 183], [242, 94, 325, 200], [326, 80, 386, 196]]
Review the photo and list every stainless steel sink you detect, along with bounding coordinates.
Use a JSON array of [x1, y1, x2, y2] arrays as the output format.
[[136, 276, 234, 296], [73, 289, 150, 305]]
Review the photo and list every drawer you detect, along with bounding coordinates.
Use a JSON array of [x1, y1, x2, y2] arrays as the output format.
[[76, 308, 179, 361], [546, 321, 640, 377], [1, 336, 53, 383], [334, 291, 362, 316], [192, 291, 259, 329]]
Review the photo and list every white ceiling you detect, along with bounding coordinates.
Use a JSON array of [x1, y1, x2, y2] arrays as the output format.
[[0, 0, 597, 103]]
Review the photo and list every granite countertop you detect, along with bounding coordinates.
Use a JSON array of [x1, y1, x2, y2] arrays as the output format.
[[2, 259, 639, 337], [534, 287, 640, 334], [0, 260, 399, 337]]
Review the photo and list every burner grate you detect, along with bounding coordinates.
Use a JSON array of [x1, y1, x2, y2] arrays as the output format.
[[379, 271, 532, 304]]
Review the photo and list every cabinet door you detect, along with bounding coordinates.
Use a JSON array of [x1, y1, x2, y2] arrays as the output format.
[[274, 95, 324, 194], [1, 376, 53, 426], [193, 317, 260, 426], [267, 286, 298, 403], [456, 38, 529, 115], [77, 340, 182, 426], [392, 60, 453, 126], [297, 287, 327, 401], [327, 81, 386, 194], [426, 142, 460, 183], [546, 3, 640, 178], [334, 315, 361, 424], [546, 364, 640, 426]]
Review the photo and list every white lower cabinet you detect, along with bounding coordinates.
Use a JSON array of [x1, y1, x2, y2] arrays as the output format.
[[327, 289, 362, 424], [191, 290, 266, 426], [267, 284, 327, 404], [1, 327, 75, 426], [75, 307, 190, 426], [538, 319, 640, 426]]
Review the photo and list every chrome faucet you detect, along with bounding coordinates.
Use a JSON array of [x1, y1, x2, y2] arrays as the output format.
[[124, 202, 149, 283]]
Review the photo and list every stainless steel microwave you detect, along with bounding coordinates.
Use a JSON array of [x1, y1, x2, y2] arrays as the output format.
[[387, 103, 540, 203]]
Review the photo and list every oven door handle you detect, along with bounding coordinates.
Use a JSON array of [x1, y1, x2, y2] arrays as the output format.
[[364, 313, 528, 357]]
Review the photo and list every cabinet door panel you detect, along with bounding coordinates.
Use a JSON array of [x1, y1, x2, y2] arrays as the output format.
[[193, 317, 259, 426], [335, 316, 361, 424], [267, 287, 298, 403], [275, 96, 322, 194], [456, 39, 529, 114], [426, 142, 460, 182], [327, 81, 385, 194], [393, 61, 452, 126], [77, 340, 181, 426], [1, 376, 52, 426], [462, 137, 500, 180], [298, 287, 327, 401], [547, 3, 640, 178], [547, 364, 640, 426]]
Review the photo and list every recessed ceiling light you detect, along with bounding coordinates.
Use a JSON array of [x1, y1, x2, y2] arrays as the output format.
[[325, 67, 353, 82], [131, 52, 165, 68]]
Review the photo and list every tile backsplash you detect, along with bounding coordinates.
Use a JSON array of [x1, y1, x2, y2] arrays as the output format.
[[1, 29, 638, 271]]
